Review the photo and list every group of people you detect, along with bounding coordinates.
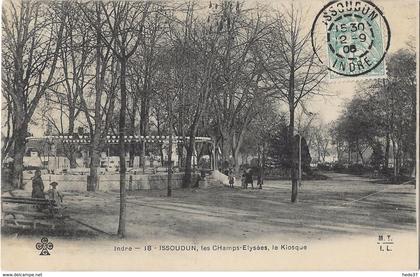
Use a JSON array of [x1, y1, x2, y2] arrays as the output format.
[[32, 169, 63, 208], [226, 168, 262, 189]]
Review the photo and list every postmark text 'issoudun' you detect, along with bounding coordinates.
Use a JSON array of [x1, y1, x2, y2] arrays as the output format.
[[311, 0, 391, 78]]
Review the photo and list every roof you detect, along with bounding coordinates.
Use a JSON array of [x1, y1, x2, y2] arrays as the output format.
[[27, 135, 213, 145]]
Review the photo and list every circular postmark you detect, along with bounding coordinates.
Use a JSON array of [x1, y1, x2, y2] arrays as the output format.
[[311, 0, 391, 77]]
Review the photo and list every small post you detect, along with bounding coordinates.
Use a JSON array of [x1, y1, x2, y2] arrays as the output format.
[[213, 141, 217, 170], [142, 140, 146, 174], [212, 141, 215, 171], [298, 134, 302, 187], [209, 143, 212, 171], [257, 144, 262, 189], [261, 142, 265, 189], [167, 96, 173, 197], [167, 138, 173, 197], [129, 175, 133, 191], [107, 146, 110, 168]]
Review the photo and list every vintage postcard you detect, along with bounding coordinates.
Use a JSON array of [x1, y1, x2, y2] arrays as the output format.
[[1, 0, 418, 272]]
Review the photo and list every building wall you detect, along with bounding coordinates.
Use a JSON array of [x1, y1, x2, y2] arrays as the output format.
[[23, 151, 183, 171], [22, 172, 200, 192]]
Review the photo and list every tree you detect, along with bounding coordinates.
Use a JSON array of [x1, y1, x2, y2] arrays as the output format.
[[333, 97, 381, 165], [45, 1, 96, 168], [2, 0, 65, 188], [370, 141, 384, 171], [265, 123, 311, 173], [127, 4, 167, 168], [209, 2, 272, 173], [312, 122, 330, 163], [78, 2, 117, 191], [98, 1, 151, 238], [342, 48, 417, 178], [386, 49, 416, 178], [329, 120, 346, 163], [180, 2, 227, 187], [156, 1, 227, 187], [260, 6, 326, 202]]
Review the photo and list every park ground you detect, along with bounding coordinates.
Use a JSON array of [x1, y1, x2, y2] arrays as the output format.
[[1, 172, 417, 241]]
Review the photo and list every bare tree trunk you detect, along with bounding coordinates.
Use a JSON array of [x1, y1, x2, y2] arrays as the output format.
[[12, 124, 27, 189], [289, 100, 298, 203], [168, 137, 173, 196], [357, 145, 365, 165], [156, 110, 165, 166], [167, 99, 173, 197], [67, 117, 77, 168], [232, 140, 242, 173], [384, 132, 390, 170], [336, 143, 341, 161], [391, 138, 401, 181], [183, 131, 196, 188], [177, 143, 184, 170], [257, 145, 262, 188], [231, 133, 239, 173], [139, 85, 149, 168], [88, 148, 100, 191], [219, 129, 230, 162], [64, 103, 77, 168], [117, 57, 128, 238], [88, 5, 104, 191], [178, 92, 185, 170], [348, 148, 352, 163], [261, 143, 265, 189], [288, 55, 298, 202], [160, 144, 164, 166], [129, 96, 136, 168], [231, 122, 248, 174], [396, 142, 401, 177], [1, 95, 14, 163]]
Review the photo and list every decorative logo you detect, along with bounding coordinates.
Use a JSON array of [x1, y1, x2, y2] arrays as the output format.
[[36, 237, 54, 256]]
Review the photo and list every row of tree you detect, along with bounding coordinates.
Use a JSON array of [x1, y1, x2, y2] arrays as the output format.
[[331, 48, 416, 177], [2, 0, 326, 208], [3, 0, 415, 237]]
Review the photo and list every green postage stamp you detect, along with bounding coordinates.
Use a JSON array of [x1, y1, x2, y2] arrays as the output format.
[[311, 0, 391, 79]]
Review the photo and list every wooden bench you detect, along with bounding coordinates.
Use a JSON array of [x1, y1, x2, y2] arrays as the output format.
[[1, 196, 66, 229]]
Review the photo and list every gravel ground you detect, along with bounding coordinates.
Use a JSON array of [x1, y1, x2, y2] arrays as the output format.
[[2, 172, 416, 241]]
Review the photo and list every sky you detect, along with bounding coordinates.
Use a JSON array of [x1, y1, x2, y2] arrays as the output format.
[[276, 0, 418, 123], [245, 0, 418, 123], [3, 0, 417, 137]]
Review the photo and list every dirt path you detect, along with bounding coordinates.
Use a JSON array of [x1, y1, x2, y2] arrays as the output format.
[[2, 172, 416, 241]]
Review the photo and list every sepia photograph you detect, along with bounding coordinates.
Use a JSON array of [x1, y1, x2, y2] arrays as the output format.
[[1, 0, 418, 272]]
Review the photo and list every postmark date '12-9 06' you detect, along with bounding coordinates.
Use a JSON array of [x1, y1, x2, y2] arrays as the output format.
[[311, 0, 391, 79]]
